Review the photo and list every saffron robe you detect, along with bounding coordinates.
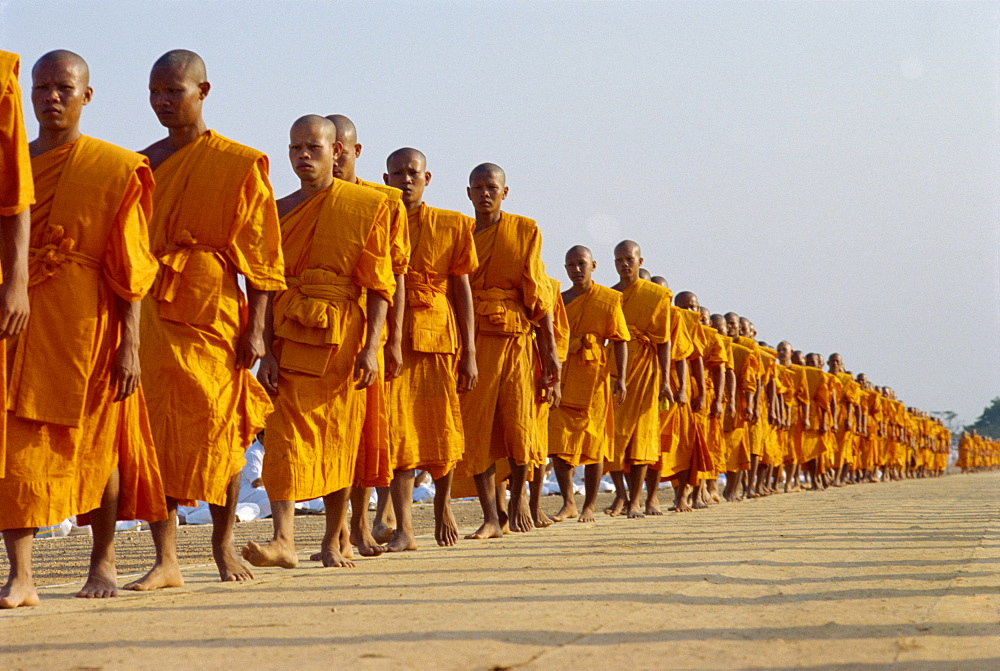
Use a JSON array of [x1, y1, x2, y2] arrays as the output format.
[[609, 279, 672, 469], [263, 181, 393, 500], [0, 137, 165, 528], [387, 203, 476, 479], [547, 283, 629, 467], [457, 212, 553, 477], [140, 131, 285, 507]]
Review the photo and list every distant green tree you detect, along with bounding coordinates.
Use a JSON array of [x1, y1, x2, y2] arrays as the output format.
[[965, 397, 1000, 439]]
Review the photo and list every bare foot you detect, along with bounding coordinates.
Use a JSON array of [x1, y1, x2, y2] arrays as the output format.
[[693, 496, 709, 510], [77, 561, 117, 599], [626, 504, 645, 519], [371, 520, 395, 545], [645, 497, 663, 516], [123, 561, 184, 592], [532, 509, 554, 528], [340, 527, 354, 560], [550, 501, 579, 522], [0, 577, 40, 609], [318, 548, 356, 568], [214, 545, 254, 582], [381, 529, 418, 553], [464, 521, 504, 540], [241, 539, 298, 569], [435, 506, 460, 547], [578, 505, 597, 523], [674, 499, 693, 513], [604, 495, 627, 517], [350, 528, 386, 557]]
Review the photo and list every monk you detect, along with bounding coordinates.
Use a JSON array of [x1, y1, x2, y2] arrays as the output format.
[[324, 114, 410, 561], [381, 147, 478, 549], [606, 241, 673, 518], [327, 114, 409, 554], [1, 51, 165, 609], [126, 50, 285, 590], [548, 246, 629, 523], [240, 115, 392, 569], [457, 163, 558, 538], [828, 353, 859, 486], [722, 313, 758, 501]]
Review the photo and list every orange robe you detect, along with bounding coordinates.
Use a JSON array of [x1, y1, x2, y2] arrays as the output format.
[[354, 178, 410, 489], [140, 131, 285, 507], [0, 51, 34, 479], [537, 276, 570, 452], [694, 325, 729, 480], [759, 346, 783, 466], [609, 279, 672, 469], [387, 203, 476, 479], [724, 341, 759, 471], [263, 182, 393, 501], [834, 372, 860, 468], [0, 137, 165, 529], [547, 283, 629, 467], [660, 309, 712, 483], [800, 367, 830, 464], [457, 213, 553, 477], [772, 363, 793, 465]]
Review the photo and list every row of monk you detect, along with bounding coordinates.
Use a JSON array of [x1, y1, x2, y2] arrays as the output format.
[[955, 431, 1000, 472], [0, 48, 965, 610]]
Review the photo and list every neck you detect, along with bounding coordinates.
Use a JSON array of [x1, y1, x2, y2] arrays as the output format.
[[406, 199, 423, 215], [166, 119, 209, 150], [299, 174, 333, 194], [572, 278, 593, 293], [617, 274, 638, 289], [475, 209, 502, 230], [34, 126, 82, 154]]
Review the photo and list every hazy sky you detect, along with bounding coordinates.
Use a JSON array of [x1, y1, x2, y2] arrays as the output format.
[[3, 1, 998, 426]]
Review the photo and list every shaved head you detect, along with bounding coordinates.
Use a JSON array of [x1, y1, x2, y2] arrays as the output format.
[[638, 268, 652, 281], [387, 147, 426, 170], [291, 114, 336, 140], [675, 291, 698, 310], [651, 275, 669, 288], [699, 306, 711, 325], [326, 114, 357, 145], [469, 162, 505, 186], [33, 50, 89, 84], [710, 313, 726, 335], [152, 49, 206, 82], [614, 239, 641, 256], [565, 245, 593, 263]]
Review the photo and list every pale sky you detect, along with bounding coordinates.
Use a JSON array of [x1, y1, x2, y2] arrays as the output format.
[[3, 1, 998, 427]]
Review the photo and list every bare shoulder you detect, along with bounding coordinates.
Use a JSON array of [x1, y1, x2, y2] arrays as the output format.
[[276, 190, 306, 218], [139, 138, 174, 170]]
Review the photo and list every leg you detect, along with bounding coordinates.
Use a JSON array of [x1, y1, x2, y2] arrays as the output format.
[[0, 528, 39, 608], [78, 468, 121, 598], [550, 456, 579, 521], [644, 468, 663, 515], [433, 470, 459, 546], [124, 497, 184, 591], [495, 477, 510, 533], [507, 460, 533, 532], [692, 481, 709, 509], [241, 500, 298, 568], [528, 464, 553, 528], [706, 477, 722, 504], [746, 454, 760, 498], [371, 486, 394, 544], [209, 472, 254, 582], [317, 488, 355, 567], [348, 486, 384, 557], [383, 469, 418, 552], [625, 463, 648, 518], [578, 463, 603, 523], [604, 470, 628, 516], [465, 464, 503, 539]]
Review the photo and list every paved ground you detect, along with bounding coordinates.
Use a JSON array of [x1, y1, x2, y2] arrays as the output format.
[[2, 473, 999, 670]]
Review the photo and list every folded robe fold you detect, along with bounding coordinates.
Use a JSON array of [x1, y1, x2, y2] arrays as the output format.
[[263, 181, 393, 502], [140, 131, 285, 508], [0, 136, 166, 529]]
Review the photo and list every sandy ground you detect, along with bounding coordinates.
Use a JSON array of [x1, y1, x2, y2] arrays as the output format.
[[2, 473, 1000, 670]]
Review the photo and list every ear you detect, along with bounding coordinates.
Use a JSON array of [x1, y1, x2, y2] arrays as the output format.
[[383, 173, 390, 186], [466, 186, 473, 201], [199, 81, 211, 98], [82, 86, 94, 105], [501, 185, 509, 199], [354, 143, 362, 158], [591, 260, 597, 271], [332, 140, 344, 158], [424, 171, 432, 186]]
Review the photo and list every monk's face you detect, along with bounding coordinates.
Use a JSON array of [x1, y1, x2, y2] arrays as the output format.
[[828, 354, 843, 373], [725, 315, 739, 337], [710, 315, 726, 335], [149, 65, 208, 128], [777, 341, 792, 363], [739, 318, 751, 337], [699, 307, 710, 326], [467, 170, 507, 217], [613, 246, 641, 282], [332, 141, 361, 181], [385, 153, 430, 208], [791, 351, 805, 365], [564, 249, 595, 288], [288, 123, 335, 184], [31, 58, 92, 131], [676, 295, 699, 312]]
